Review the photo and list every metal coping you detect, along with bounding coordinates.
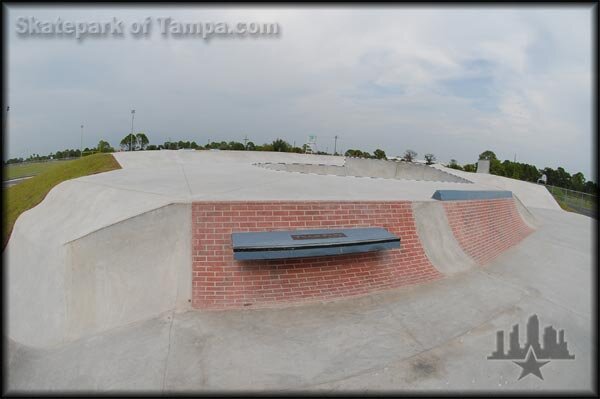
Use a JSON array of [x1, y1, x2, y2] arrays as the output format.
[[432, 190, 513, 201], [231, 227, 401, 260]]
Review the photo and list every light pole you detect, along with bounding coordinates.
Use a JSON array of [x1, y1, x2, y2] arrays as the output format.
[[80, 124, 84, 158], [334, 135, 338, 155], [3, 106, 9, 134], [130, 109, 135, 151]]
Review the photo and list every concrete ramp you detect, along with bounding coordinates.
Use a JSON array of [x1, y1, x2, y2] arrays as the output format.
[[7, 203, 191, 348], [414, 196, 536, 274], [441, 198, 535, 266], [512, 193, 541, 229], [257, 162, 347, 176], [260, 158, 472, 183], [412, 202, 476, 275], [346, 158, 472, 182], [345, 158, 399, 178]]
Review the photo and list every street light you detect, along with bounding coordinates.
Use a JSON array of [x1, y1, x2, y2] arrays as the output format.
[[3, 106, 9, 134], [130, 109, 135, 151], [80, 124, 84, 158]]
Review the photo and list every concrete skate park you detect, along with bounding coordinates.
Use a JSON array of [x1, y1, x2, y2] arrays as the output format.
[[5, 151, 595, 393]]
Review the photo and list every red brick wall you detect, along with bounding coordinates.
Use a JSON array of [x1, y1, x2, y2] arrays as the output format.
[[192, 201, 441, 309], [443, 198, 534, 266]]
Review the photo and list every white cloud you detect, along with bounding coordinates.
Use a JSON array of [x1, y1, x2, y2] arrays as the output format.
[[5, 6, 594, 179]]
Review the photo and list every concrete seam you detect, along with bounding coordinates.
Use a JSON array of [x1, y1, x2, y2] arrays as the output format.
[[62, 202, 179, 245], [477, 269, 591, 321], [71, 178, 182, 200], [297, 302, 523, 390], [180, 164, 194, 199], [161, 310, 176, 392]]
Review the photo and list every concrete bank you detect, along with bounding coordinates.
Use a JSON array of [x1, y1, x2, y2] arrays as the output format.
[[6, 208, 594, 393]]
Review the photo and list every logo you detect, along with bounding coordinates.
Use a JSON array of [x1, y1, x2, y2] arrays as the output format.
[[487, 314, 575, 380]]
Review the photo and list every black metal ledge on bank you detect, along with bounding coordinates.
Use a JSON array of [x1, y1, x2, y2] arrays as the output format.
[[432, 190, 513, 201], [231, 227, 401, 261]]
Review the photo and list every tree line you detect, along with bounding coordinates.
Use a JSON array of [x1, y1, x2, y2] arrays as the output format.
[[4, 134, 596, 196], [343, 148, 437, 165], [447, 150, 597, 195]]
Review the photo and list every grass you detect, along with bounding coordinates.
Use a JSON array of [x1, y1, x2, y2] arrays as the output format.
[[553, 196, 574, 212], [3, 159, 77, 181], [3, 153, 121, 248]]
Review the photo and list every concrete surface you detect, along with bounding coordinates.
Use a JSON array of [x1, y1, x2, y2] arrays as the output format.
[[6, 208, 594, 394], [6, 151, 535, 347], [477, 160, 490, 174], [6, 150, 589, 394]]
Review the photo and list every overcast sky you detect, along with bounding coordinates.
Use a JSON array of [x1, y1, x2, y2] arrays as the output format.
[[5, 5, 595, 179]]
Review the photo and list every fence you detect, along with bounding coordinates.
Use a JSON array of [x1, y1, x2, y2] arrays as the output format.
[[543, 184, 597, 219]]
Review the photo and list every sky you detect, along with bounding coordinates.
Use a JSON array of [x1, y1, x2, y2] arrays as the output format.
[[5, 5, 595, 180]]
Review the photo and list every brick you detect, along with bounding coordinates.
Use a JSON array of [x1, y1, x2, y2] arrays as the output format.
[[191, 201, 443, 310], [443, 198, 533, 266]]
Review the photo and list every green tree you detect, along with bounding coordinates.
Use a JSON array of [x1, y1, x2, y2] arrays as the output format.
[[120, 134, 137, 151], [272, 138, 291, 152], [555, 167, 572, 189], [571, 172, 585, 192], [246, 141, 256, 151], [478, 150, 498, 161], [218, 141, 229, 150], [259, 143, 274, 151], [403, 149, 417, 162], [136, 133, 149, 150], [424, 153, 436, 165], [448, 159, 463, 170], [478, 150, 504, 175], [345, 149, 367, 158], [97, 140, 113, 153], [489, 160, 504, 175], [229, 141, 246, 151], [584, 181, 598, 195], [463, 163, 477, 172], [373, 149, 387, 160]]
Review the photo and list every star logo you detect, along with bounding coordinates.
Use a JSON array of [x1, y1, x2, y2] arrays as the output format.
[[487, 314, 575, 381], [513, 347, 550, 380]]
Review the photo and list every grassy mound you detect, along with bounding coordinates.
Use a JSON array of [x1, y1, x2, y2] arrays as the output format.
[[3, 153, 121, 248], [3, 160, 75, 181]]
